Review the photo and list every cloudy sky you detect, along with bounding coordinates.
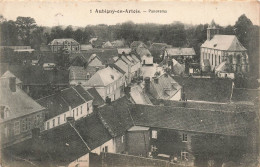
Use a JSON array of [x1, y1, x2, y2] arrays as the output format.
[[0, 1, 259, 27]]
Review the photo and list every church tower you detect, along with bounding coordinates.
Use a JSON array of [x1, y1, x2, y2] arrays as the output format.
[[207, 20, 219, 40]]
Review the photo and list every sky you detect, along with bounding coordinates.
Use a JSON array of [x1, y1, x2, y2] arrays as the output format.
[[0, 1, 259, 27]]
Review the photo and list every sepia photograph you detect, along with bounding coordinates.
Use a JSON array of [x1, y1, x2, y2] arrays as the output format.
[[0, 1, 259, 167]]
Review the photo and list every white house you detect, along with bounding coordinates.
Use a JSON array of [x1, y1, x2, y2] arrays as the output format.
[[84, 66, 125, 101], [37, 85, 93, 130], [136, 47, 153, 65]]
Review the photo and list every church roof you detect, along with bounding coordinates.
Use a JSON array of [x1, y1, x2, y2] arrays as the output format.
[[201, 35, 246, 51]]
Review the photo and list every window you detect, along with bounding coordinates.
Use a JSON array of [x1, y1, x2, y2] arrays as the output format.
[[47, 122, 50, 130], [21, 119, 26, 132], [14, 121, 20, 135], [76, 108, 78, 116], [64, 114, 66, 122], [181, 152, 188, 161], [53, 119, 55, 127], [73, 110, 75, 117], [58, 117, 60, 125], [105, 146, 108, 152], [80, 106, 82, 114], [182, 133, 188, 142], [152, 130, 157, 139], [212, 54, 213, 65], [121, 135, 124, 143], [219, 56, 221, 64], [87, 103, 89, 112]]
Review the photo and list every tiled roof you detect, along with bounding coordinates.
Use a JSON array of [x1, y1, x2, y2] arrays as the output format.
[[0, 65, 69, 85], [130, 85, 152, 105], [166, 47, 196, 56], [117, 48, 131, 55], [201, 35, 246, 51], [97, 96, 134, 137], [232, 88, 259, 103], [80, 44, 93, 51], [48, 38, 79, 46], [173, 76, 233, 103], [149, 75, 182, 100], [136, 47, 152, 57], [0, 77, 45, 123], [37, 85, 93, 120], [131, 104, 249, 136], [150, 43, 171, 50], [1, 71, 22, 84], [69, 66, 88, 80], [86, 66, 123, 86], [86, 87, 105, 106]]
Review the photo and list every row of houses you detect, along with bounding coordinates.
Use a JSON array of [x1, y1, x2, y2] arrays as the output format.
[[2, 92, 258, 167]]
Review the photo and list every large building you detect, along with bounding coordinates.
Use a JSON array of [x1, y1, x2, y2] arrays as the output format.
[[48, 38, 80, 53], [200, 20, 249, 74]]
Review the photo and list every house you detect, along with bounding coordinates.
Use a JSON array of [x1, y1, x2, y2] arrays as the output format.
[[37, 85, 93, 130], [48, 38, 80, 53], [129, 104, 251, 166], [69, 66, 90, 85], [215, 61, 235, 79], [173, 76, 234, 103], [117, 48, 132, 55], [144, 74, 182, 101], [114, 54, 141, 84], [86, 87, 105, 107], [0, 65, 70, 99], [150, 43, 171, 63], [200, 20, 249, 74], [136, 47, 153, 65], [0, 75, 46, 148], [164, 47, 196, 64], [85, 66, 125, 101], [130, 41, 147, 51], [129, 85, 152, 105]]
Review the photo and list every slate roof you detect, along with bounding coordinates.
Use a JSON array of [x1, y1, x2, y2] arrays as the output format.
[[86, 87, 105, 106], [37, 85, 93, 120], [69, 66, 88, 81], [108, 64, 126, 75], [130, 104, 249, 136], [0, 77, 45, 123], [149, 74, 182, 100], [1, 71, 22, 84], [166, 47, 196, 56], [0, 65, 69, 85], [130, 85, 152, 105], [86, 66, 123, 87], [173, 76, 233, 103], [97, 96, 134, 137], [201, 35, 246, 51], [48, 38, 79, 46]]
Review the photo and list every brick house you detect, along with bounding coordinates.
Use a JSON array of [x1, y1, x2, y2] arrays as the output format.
[[0, 75, 46, 148]]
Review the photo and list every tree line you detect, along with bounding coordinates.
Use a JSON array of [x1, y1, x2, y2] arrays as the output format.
[[0, 14, 259, 78]]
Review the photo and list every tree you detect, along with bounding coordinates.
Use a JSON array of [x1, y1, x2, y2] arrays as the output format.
[[63, 25, 73, 38], [30, 26, 47, 49], [0, 20, 19, 45], [15, 16, 37, 45]]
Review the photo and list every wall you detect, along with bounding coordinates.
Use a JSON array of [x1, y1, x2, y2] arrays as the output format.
[[142, 55, 153, 65], [44, 100, 93, 130], [114, 135, 126, 154], [0, 110, 45, 147], [91, 139, 115, 155], [126, 130, 150, 157]]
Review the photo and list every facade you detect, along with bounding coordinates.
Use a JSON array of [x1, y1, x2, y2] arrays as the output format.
[[114, 54, 141, 84], [200, 20, 249, 74], [0, 75, 46, 148], [136, 47, 153, 65], [37, 85, 93, 130], [48, 38, 80, 53], [85, 66, 125, 101]]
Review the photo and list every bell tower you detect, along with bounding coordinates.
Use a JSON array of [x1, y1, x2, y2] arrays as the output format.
[[207, 20, 219, 41]]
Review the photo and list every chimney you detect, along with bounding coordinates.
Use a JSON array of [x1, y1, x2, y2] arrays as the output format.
[[105, 96, 111, 105], [66, 117, 75, 126], [9, 77, 16, 92], [144, 77, 150, 92], [122, 51, 126, 56], [153, 77, 158, 84], [95, 67, 100, 72]]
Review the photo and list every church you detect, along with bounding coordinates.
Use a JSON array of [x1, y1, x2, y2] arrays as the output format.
[[200, 20, 249, 75]]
